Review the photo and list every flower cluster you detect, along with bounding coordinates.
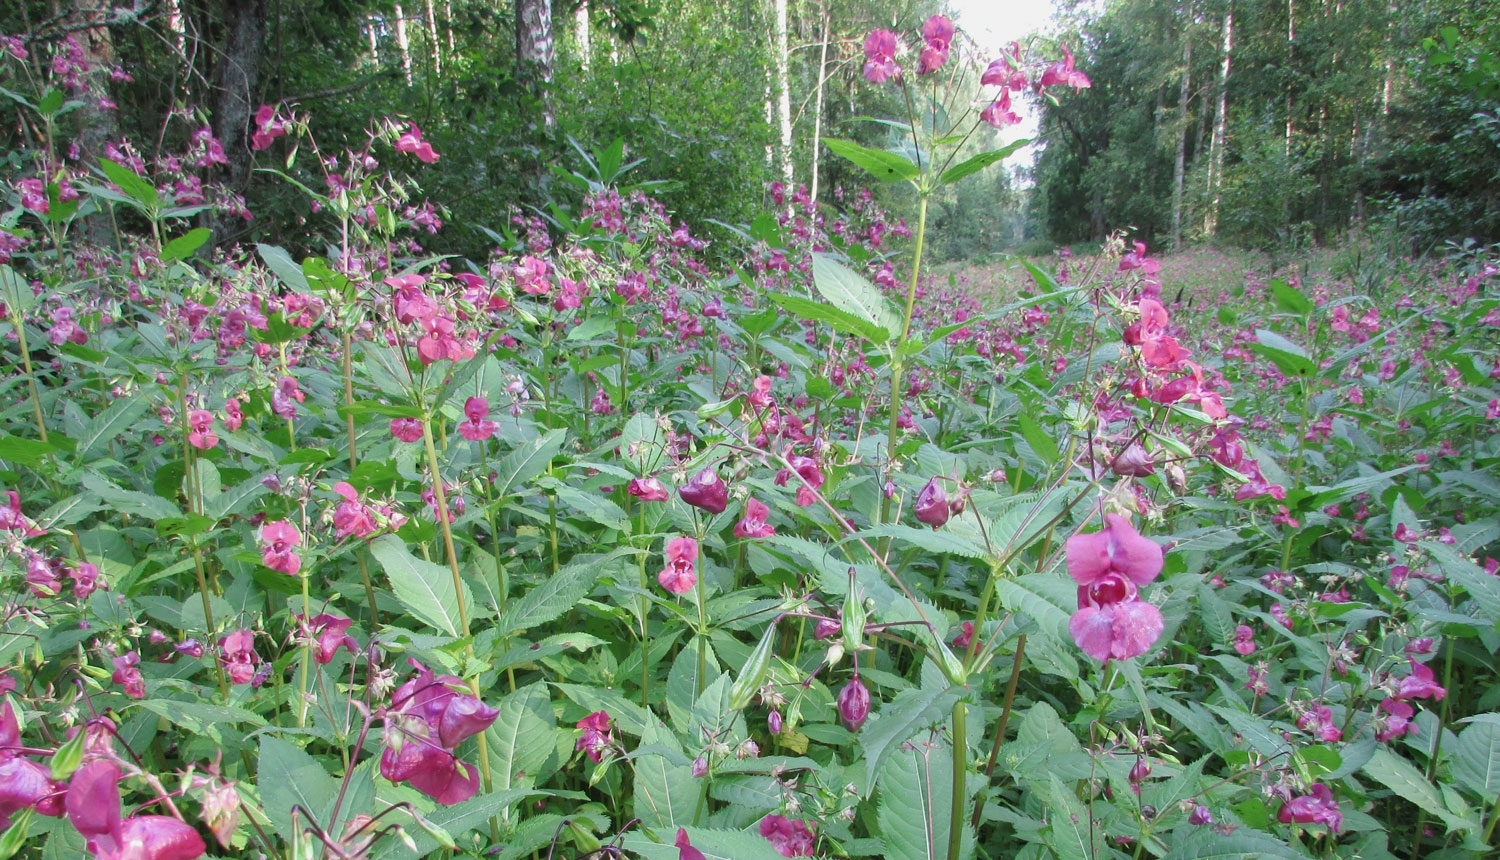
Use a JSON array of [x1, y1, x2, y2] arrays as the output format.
[[66, 760, 206, 860], [380, 659, 499, 804]]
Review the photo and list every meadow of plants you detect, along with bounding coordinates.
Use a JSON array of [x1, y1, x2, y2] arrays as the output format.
[[3, 16, 1500, 860]]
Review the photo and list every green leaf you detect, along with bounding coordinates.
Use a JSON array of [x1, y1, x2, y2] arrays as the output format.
[[996, 574, 1074, 639], [938, 139, 1029, 185], [622, 828, 790, 860], [1453, 717, 1500, 796], [77, 396, 151, 462], [371, 533, 472, 638], [1423, 542, 1500, 630], [258, 736, 339, 841], [80, 471, 182, 521], [137, 700, 268, 735], [256, 243, 311, 291], [855, 524, 989, 559], [810, 253, 902, 341], [202, 472, 269, 521], [1363, 747, 1474, 832], [1268, 278, 1313, 315], [494, 550, 623, 637], [160, 228, 211, 262], [631, 722, 701, 828], [824, 138, 920, 183], [486, 683, 557, 792], [765, 291, 891, 344], [0, 434, 59, 467], [1042, 772, 1099, 860], [859, 683, 962, 792], [98, 158, 158, 209], [1250, 329, 1316, 378], [38, 89, 64, 116], [372, 790, 531, 860], [878, 736, 970, 860], [1163, 828, 1315, 859], [566, 316, 616, 341], [555, 683, 658, 737], [1016, 412, 1059, 464], [491, 429, 567, 498]]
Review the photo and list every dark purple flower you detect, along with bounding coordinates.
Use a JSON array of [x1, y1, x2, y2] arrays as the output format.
[[914, 477, 950, 529], [678, 468, 728, 514], [65, 760, 206, 860], [837, 676, 871, 732], [1277, 783, 1342, 832]]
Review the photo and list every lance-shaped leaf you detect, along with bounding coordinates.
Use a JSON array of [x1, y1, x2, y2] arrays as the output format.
[[824, 138, 920, 183]]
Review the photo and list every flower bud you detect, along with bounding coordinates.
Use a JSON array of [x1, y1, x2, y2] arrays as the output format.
[[814, 618, 840, 640], [768, 710, 783, 735], [914, 477, 950, 529], [838, 676, 871, 732], [678, 467, 728, 514], [1111, 443, 1156, 477]]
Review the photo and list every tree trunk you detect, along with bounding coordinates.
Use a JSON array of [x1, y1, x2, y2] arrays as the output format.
[[68, 0, 118, 246], [1205, 6, 1232, 237], [774, 0, 793, 191], [209, 0, 270, 246], [575, 0, 591, 72], [1171, 4, 1193, 249], [425, 0, 442, 76], [808, 0, 829, 206], [394, 2, 413, 84], [516, 0, 555, 130]]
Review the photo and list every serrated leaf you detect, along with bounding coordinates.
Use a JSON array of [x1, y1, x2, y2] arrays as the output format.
[[1163, 828, 1314, 859], [371, 533, 471, 638], [859, 683, 962, 792], [1452, 718, 1500, 796], [202, 472, 269, 521], [1424, 542, 1500, 630], [1042, 772, 1097, 860], [632, 722, 701, 828], [137, 700, 268, 734], [80, 471, 181, 521], [1269, 278, 1313, 315], [878, 737, 969, 860], [492, 429, 566, 498], [938, 139, 1029, 185], [256, 243, 311, 291], [77, 396, 151, 462], [486, 683, 556, 792], [996, 574, 1074, 639], [622, 827, 789, 860], [766, 290, 891, 344], [856, 524, 989, 559], [371, 790, 531, 860], [810, 253, 902, 341], [824, 138, 920, 183], [160, 227, 210, 261], [98, 158, 158, 208], [494, 550, 624, 636], [258, 736, 339, 841], [1362, 747, 1474, 832]]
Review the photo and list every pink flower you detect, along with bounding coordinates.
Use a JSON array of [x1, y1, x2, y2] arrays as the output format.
[[0, 701, 67, 830], [1065, 514, 1165, 662], [332, 482, 378, 539], [1396, 658, 1446, 701], [219, 629, 259, 685], [1375, 698, 1416, 742], [186, 409, 217, 450], [862, 30, 900, 83], [223, 399, 244, 432], [981, 56, 1028, 90], [659, 536, 699, 595], [1296, 703, 1342, 743], [390, 417, 424, 442], [250, 105, 287, 151], [628, 477, 671, 502], [394, 123, 439, 163], [66, 760, 206, 860], [457, 396, 498, 442], [1277, 783, 1342, 832], [733, 498, 776, 538], [259, 520, 303, 576], [513, 256, 551, 295], [1233, 624, 1256, 655], [759, 814, 816, 858], [111, 652, 145, 699], [305, 614, 357, 664], [918, 15, 954, 73], [575, 710, 613, 763], [952, 620, 975, 650], [380, 660, 499, 804], [678, 468, 728, 514], [981, 89, 1022, 128], [1036, 44, 1092, 91], [676, 828, 707, 860], [914, 477, 950, 528]]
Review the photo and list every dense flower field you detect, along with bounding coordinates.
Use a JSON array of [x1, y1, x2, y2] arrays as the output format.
[[3, 17, 1500, 860]]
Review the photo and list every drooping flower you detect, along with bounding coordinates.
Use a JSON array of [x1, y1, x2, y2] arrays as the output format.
[[259, 520, 303, 576], [1296, 703, 1342, 743], [1065, 514, 1165, 662], [837, 676, 871, 732], [219, 629, 259, 685], [628, 476, 671, 502], [457, 396, 498, 442], [305, 614, 357, 664], [1396, 658, 1446, 701], [659, 536, 699, 595], [250, 105, 287, 151], [331, 482, 378, 540], [223, 398, 244, 432], [513, 256, 551, 295], [111, 652, 145, 699], [777, 455, 825, 507], [980, 89, 1022, 128], [186, 410, 217, 450], [675, 828, 707, 860], [1277, 783, 1342, 832], [678, 468, 728, 514], [380, 660, 499, 804], [917, 15, 954, 74], [1036, 44, 1092, 91], [913, 477, 950, 529], [65, 760, 207, 860], [759, 814, 816, 858], [390, 417, 424, 442], [1233, 624, 1256, 656], [0, 702, 66, 830], [575, 710, 614, 763], [394, 123, 439, 163], [733, 498, 776, 538], [1375, 698, 1417, 742], [862, 30, 900, 83]]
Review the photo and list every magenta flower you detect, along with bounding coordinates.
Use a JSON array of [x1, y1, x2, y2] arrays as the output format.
[[1233, 624, 1256, 656], [675, 828, 707, 860], [259, 520, 303, 576], [981, 89, 1022, 128], [1277, 783, 1342, 832], [0, 702, 66, 830], [1375, 698, 1417, 742], [759, 814, 816, 858], [678, 468, 728, 514], [1036, 44, 1092, 90], [223, 398, 244, 432], [250, 104, 287, 151], [186, 410, 217, 450], [777, 455, 825, 507], [575, 710, 614, 763], [733, 498, 776, 538], [390, 417, 424, 442], [981, 56, 1028, 90], [1065, 514, 1165, 662], [914, 477, 950, 529], [952, 620, 975, 650], [65, 760, 207, 860], [332, 482, 378, 540], [628, 476, 671, 502], [659, 536, 699, 595], [380, 660, 499, 805], [862, 30, 900, 83], [111, 652, 145, 700], [513, 255, 552, 295], [305, 614, 357, 664], [1296, 703, 1342, 743], [837, 676, 871, 732], [458, 396, 498, 442], [918, 15, 954, 74], [1396, 658, 1447, 701], [394, 123, 439, 163], [219, 629, 260, 685]]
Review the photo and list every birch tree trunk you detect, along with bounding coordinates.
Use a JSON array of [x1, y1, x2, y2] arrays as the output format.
[[394, 2, 413, 84], [774, 0, 794, 190], [1170, 3, 1193, 248], [516, 0, 555, 130], [809, 0, 829, 205], [1205, 6, 1232, 237], [575, 0, 591, 73], [69, 0, 118, 246], [425, 0, 442, 76]]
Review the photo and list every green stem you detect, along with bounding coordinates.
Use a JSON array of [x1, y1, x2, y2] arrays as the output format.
[[9, 310, 49, 443], [342, 331, 381, 628], [297, 571, 312, 727], [974, 634, 1025, 830], [947, 699, 967, 860], [880, 193, 931, 533]]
